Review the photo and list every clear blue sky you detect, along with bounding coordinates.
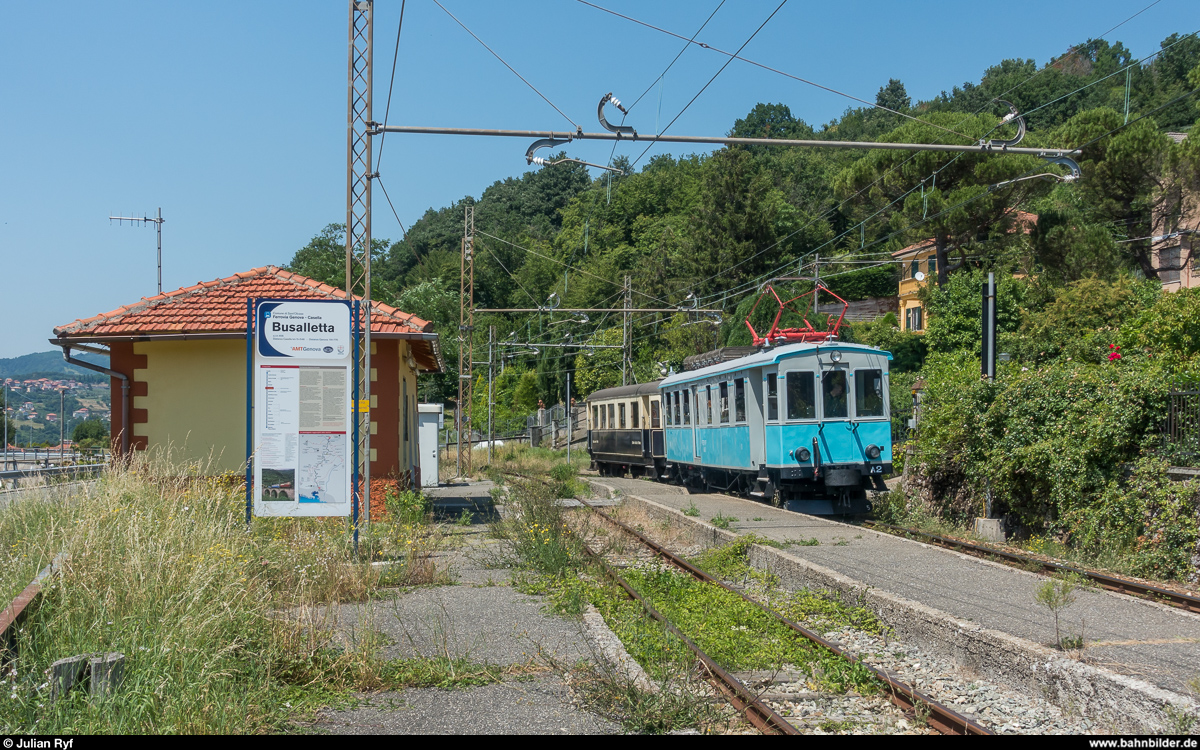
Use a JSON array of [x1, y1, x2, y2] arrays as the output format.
[[1, 0, 1193, 358]]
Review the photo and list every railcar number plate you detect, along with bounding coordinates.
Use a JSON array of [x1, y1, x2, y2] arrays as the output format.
[[869, 465, 883, 474]]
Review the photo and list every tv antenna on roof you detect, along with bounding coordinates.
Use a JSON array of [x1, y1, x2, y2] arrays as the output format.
[[109, 207, 165, 294]]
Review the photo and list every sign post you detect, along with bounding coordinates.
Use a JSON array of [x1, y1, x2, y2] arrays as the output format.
[[251, 299, 354, 518]]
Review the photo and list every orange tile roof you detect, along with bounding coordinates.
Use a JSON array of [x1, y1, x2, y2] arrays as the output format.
[[53, 266, 433, 338]]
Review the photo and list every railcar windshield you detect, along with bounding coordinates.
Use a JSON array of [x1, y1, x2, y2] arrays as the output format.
[[823, 371, 848, 419], [786, 372, 816, 420], [855, 369, 885, 417]]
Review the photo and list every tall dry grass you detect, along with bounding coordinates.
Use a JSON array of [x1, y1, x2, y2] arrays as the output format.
[[0, 451, 432, 734]]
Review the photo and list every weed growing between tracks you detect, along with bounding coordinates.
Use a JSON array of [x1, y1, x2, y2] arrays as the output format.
[[0, 453, 467, 734]]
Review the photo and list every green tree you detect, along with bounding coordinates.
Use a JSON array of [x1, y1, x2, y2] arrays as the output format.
[[72, 419, 108, 448], [285, 224, 395, 299]]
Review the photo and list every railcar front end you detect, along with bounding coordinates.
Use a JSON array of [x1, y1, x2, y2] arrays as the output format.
[[585, 381, 665, 478], [658, 342, 892, 515]]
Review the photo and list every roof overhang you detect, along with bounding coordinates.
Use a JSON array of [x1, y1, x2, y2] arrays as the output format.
[[50, 330, 445, 374]]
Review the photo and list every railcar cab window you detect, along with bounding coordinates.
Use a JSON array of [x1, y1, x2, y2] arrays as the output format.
[[823, 371, 848, 419], [619, 403, 626, 429], [767, 374, 778, 421], [719, 382, 729, 423], [855, 369, 885, 418], [651, 400, 660, 428], [592, 406, 598, 429], [665, 393, 672, 426], [786, 372, 816, 420], [734, 378, 746, 423], [632, 402, 640, 428]]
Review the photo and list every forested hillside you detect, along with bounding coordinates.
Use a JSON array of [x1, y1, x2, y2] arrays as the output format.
[[286, 32, 1200, 422]]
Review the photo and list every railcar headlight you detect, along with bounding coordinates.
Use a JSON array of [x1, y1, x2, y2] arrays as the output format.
[[865, 444, 881, 460], [829, 351, 842, 362], [796, 447, 811, 462]]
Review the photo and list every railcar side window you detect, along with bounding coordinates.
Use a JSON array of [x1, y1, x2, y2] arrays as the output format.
[[719, 382, 729, 423], [680, 392, 689, 425], [786, 372, 816, 420], [632, 402, 640, 428], [609, 403, 616, 428], [651, 400, 660, 428], [855, 369, 885, 417], [674, 391, 683, 425], [706, 386, 713, 425], [734, 378, 746, 422], [665, 393, 672, 426], [619, 403, 626, 429], [601, 404, 608, 429], [767, 376, 778, 421], [592, 406, 598, 429], [823, 371, 848, 419]]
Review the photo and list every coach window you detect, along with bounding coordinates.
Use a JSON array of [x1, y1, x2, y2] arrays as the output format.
[[855, 369, 885, 418], [609, 403, 616, 428], [619, 403, 626, 429], [705, 385, 714, 425], [680, 392, 689, 425], [734, 378, 746, 423], [632, 401, 641, 428], [766, 375, 779, 421], [786, 372, 816, 420], [823, 371, 848, 419], [651, 399, 661, 428], [719, 382, 729, 423], [675, 391, 683, 425]]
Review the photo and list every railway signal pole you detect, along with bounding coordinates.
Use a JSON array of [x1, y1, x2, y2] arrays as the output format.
[[457, 204, 475, 477], [346, 0, 374, 524]]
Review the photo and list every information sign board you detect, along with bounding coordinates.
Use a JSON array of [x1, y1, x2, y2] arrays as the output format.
[[252, 300, 353, 517]]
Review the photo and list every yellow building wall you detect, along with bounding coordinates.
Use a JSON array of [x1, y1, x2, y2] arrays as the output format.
[[133, 340, 246, 473]]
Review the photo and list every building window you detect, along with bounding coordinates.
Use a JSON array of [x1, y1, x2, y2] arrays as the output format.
[[910, 259, 919, 279], [927, 256, 937, 276], [906, 305, 923, 332]]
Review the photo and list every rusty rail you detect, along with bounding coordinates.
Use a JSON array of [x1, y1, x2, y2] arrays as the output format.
[[1, 553, 66, 661], [581, 499, 991, 736], [863, 521, 1200, 616], [581, 542, 800, 735]]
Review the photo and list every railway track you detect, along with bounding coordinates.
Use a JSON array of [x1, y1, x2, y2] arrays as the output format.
[[862, 521, 1200, 616], [577, 497, 992, 736]]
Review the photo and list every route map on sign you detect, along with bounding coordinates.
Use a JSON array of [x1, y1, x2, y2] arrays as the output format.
[[297, 433, 348, 504]]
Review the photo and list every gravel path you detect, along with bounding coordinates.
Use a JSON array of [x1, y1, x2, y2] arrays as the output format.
[[313, 511, 621, 735]]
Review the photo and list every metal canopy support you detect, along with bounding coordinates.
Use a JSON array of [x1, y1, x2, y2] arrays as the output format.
[[346, 0, 373, 525]]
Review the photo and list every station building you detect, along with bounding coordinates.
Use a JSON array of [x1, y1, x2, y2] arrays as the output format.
[[49, 266, 442, 486]]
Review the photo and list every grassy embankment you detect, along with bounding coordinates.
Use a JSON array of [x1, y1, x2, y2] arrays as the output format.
[[0, 453, 513, 734]]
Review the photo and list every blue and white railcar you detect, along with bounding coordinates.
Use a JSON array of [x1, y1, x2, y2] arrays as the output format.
[[658, 342, 892, 514]]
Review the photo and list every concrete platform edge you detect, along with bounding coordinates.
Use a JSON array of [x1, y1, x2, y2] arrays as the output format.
[[595, 483, 1200, 734]]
